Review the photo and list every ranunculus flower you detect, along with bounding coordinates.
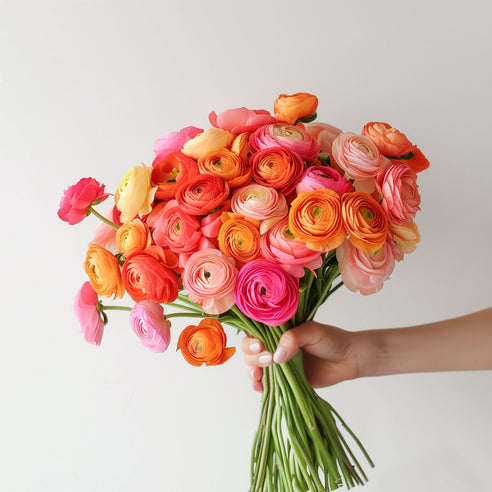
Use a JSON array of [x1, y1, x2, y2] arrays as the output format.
[[90, 206, 119, 254], [393, 148, 430, 174], [218, 215, 261, 266], [115, 164, 157, 223], [129, 301, 171, 353], [209, 107, 276, 134], [296, 165, 354, 195], [200, 200, 231, 239], [181, 128, 235, 160], [151, 151, 200, 201], [73, 282, 105, 345], [304, 122, 342, 156], [198, 148, 251, 189], [376, 163, 420, 226], [230, 132, 252, 162], [182, 248, 238, 315], [177, 318, 235, 367], [154, 126, 203, 158], [116, 218, 152, 256], [84, 244, 125, 299], [260, 219, 322, 278], [389, 221, 420, 254], [175, 173, 230, 216], [251, 147, 304, 195], [341, 192, 388, 254], [274, 92, 318, 125], [336, 239, 396, 295], [288, 189, 346, 252], [249, 124, 320, 162], [233, 259, 299, 326], [58, 177, 109, 225], [332, 132, 390, 180], [231, 184, 288, 234], [122, 250, 179, 304]]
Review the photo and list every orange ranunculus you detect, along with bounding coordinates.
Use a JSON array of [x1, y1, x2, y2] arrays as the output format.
[[84, 244, 125, 299], [274, 93, 318, 125], [116, 218, 152, 257], [230, 132, 252, 162], [218, 214, 261, 266], [389, 221, 420, 254], [151, 151, 200, 201], [177, 318, 235, 367], [341, 192, 388, 254], [181, 128, 235, 160], [198, 148, 251, 189], [288, 189, 346, 252], [251, 147, 304, 196], [391, 148, 430, 174]]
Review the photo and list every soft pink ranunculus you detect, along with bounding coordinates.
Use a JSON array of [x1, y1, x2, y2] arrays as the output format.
[[90, 206, 119, 254], [58, 177, 109, 225], [296, 165, 354, 195], [331, 132, 390, 180], [376, 163, 421, 226], [260, 219, 322, 278], [200, 200, 231, 239], [304, 122, 342, 155], [336, 239, 396, 295], [73, 282, 104, 345], [209, 107, 276, 135], [129, 300, 171, 353], [233, 259, 299, 326], [249, 124, 320, 162], [182, 249, 238, 315], [153, 126, 203, 158]]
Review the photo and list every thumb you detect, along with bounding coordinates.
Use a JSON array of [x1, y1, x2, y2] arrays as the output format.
[[273, 321, 320, 364]]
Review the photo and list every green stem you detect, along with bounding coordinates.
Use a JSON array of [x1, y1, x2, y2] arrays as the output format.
[[99, 304, 131, 311], [89, 206, 119, 229]]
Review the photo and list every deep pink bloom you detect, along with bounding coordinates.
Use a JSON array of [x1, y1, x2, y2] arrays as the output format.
[[153, 126, 203, 158], [296, 165, 354, 195], [58, 177, 109, 225], [73, 282, 104, 345], [233, 259, 299, 326], [209, 107, 276, 135], [129, 301, 171, 353]]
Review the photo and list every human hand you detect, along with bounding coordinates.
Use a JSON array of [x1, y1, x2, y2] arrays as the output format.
[[242, 321, 361, 391]]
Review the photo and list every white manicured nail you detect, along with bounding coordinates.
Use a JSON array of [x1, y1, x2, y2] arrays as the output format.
[[258, 354, 272, 364], [273, 347, 287, 364], [249, 341, 261, 353]]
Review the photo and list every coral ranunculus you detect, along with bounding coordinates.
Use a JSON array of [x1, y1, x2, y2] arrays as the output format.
[[116, 218, 152, 257], [58, 177, 109, 225], [233, 259, 299, 326], [129, 301, 171, 353], [209, 107, 276, 135], [390, 221, 421, 254], [177, 318, 235, 366], [362, 122, 414, 157], [218, 215, 261, 266], [274, 92, 318, 125], [84, 244, 125, 299], [198, 148, 251, 189], [73, 282, 105, 345]]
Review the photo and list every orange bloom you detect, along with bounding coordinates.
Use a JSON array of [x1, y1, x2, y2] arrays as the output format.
[[181, 128, 235, 160], [84, 244, 125, 299], [218, 214, 261, 266], [274, 93, 318, 125], [177, 318, 235, 367], [116, 218, 152, 257], [198, 148, 251, 189], [342, 192, 388, 254], [230, 132, 252, 162], [288, 189, 346, 252], [390, 221, 420, 254]]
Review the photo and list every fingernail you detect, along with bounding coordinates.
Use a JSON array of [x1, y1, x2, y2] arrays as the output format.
[[258, 353, 272, 365], [249, 341, 261, 353], [273, 347, 287, 364]]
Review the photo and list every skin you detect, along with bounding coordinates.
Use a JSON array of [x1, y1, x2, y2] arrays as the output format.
[[242, 307, 492, 392]]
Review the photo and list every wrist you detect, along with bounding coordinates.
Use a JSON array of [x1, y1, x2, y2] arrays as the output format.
[[352, 329, 387, 379]]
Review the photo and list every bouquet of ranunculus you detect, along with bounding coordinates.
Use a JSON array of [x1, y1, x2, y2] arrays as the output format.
[[59, 92, 429, 491]]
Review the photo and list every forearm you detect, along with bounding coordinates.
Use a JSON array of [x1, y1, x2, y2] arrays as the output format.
[[356, 307, 492, 378]]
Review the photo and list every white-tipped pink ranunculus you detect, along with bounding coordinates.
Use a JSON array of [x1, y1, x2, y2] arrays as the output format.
[[296, 165, 354, 195], [129, 301, 171, 353], [209, 107, 276, 135], [73, 282, 105, 345], [336, 239, 396, 295], [182, 249, 238, 315], [153, 126, 203, 159]]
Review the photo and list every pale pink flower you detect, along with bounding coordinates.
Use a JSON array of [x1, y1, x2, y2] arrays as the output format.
[[90, 207, 119, 254], [336, 239, 396, 295], [209, 107, 276, 135], [296, 165, 354, 195], [304, 122, 342, 155], [73, 282, 104, 345], [153, 126, 203, 158], [129, 301, 171, 353]]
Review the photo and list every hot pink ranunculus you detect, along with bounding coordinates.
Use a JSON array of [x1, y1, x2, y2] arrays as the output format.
[[58, 177, 109, 225], [260, 219, 323, 278], [376, 163, 421, 226], [153, 126, 203, 158], [182, 249, 238, 315], [304, 122, 342, 155], [129, 300, 171, 353], [249, 124, 320, 162], [209, 107, 276, 135], [336, 239, 396, 295], [73, 282, 105, 345], [233, 259, 299, 326], [296, 165, 354, 195]]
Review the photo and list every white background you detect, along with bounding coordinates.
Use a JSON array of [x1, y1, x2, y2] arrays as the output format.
[[1, 1, 491, 491]]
